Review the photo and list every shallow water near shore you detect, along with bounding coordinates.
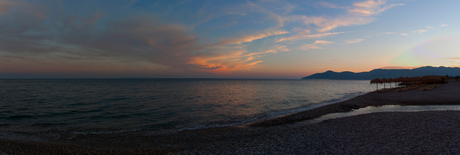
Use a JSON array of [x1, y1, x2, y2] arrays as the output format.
[[303, 105, 460, 125]]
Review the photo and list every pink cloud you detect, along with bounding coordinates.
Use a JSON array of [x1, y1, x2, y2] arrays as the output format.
[[301, 40, 334, 51], [314, 40, 334, 44], [378, 66, 419, 70], [289, 15, 375, 33]]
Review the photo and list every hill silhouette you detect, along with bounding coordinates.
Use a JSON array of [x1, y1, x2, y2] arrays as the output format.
[[302, 66, 460, 80]]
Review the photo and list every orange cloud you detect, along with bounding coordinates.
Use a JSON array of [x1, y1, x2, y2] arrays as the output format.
[[246, 49, 277, 56], [246, 45, 289, 56], [188, 50, 263, 73], [301, 40, 334, 51], [446, 57, 460, 60], [188, 45, 289, 73], [349, 0, 404, 16], [221, 30, 289, 44], [316, 16, 375, 32], [378, 66, 420, 69]]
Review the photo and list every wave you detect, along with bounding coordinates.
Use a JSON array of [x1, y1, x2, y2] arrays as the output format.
[[176, 91, 370, 132]]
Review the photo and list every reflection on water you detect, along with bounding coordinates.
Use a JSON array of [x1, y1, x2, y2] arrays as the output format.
[[303, 105, 460, 125], [0, 79, 375, 134]]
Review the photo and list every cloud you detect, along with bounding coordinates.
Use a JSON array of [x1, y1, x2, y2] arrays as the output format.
[[246, 45, 288, 56], [314, 40, 334, 44], [246, 49, 277, 57], [276, 31, 343, 42], [381, 32, 395, 35], [188, 50, 259, 72], [301, 40, 334, 51], [289, 0, 403, 33], [426, 26, 433, 29], [246, 2, 286, 28], [317, 2, 347, 9], [301, 44, 322, 51], [412, 29, 427, 34], [440, 24, 449, 27], [400, 33, 408, 36], [0, 1, 299, 75], [348, 0, 404, 16], [0, 3, 212, 74], [188, 45, 290, 73], [345, 39, 363, 44], [0, 1, 17, 16], [294, 15, 375, 32], [220, 30, 289, 45], [379, 66, 418, 69]]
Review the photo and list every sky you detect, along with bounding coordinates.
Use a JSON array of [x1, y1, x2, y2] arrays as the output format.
[[0, 0, 459, 79]]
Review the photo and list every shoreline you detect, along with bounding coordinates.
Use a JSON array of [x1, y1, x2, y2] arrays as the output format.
[[2, 81, 460, 154], [250, 81, 460, 127]]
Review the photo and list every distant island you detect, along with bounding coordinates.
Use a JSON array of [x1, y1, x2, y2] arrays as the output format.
[[302, 66, 460, 80]]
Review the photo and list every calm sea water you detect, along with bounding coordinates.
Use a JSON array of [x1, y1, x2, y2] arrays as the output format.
[[0, 79, 374, 140]]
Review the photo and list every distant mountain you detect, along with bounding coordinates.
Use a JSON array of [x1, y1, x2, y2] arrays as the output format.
[[302, 66, 460, 80]]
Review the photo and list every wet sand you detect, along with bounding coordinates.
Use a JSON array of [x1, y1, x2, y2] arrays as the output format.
[[2, 81, 460, 154]]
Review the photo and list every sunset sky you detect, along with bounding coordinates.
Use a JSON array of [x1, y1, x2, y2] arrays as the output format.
[[1, 0, 459, 79]]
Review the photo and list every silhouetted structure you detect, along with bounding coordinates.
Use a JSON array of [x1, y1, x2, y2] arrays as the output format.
[[370, 76, 447, 91]]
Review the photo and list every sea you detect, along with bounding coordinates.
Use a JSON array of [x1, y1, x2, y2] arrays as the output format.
[[0, 79, 375, 141]]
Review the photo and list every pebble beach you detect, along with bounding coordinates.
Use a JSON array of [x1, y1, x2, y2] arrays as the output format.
[[3, 81, 460, 154]]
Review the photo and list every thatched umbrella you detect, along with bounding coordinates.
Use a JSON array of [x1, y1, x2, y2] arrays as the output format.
[[388, 78, 394, 88], [406, 77, 414, 84], [419, 76, 430, 90], [370, 78, 383, 90], [415, 77, 423, 84], [381, 78, 388, 89], [434, 76, 443, 83], [396, 77, 404, 82], [396, 77, 405, 87]]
